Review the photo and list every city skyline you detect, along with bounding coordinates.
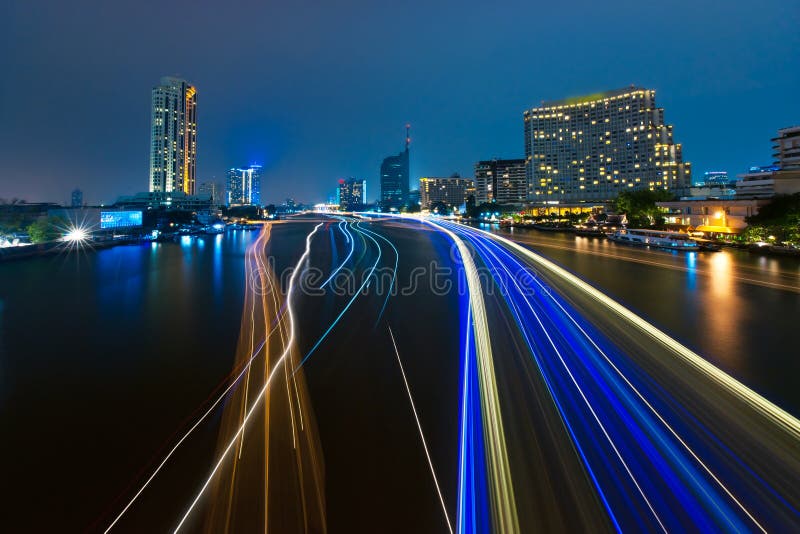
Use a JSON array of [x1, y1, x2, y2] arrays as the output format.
[[1, 1, 798, 206]]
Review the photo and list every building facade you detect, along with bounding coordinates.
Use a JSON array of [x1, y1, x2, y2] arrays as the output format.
[[735, 126, 800, 199], [524, 87, 690, 202], [149, 77, 198, 195], [772, 126, 800, 170], [337, 178, 366, 210], [419, 176, 475, 210], [474, 159, 527, 204], [658, 199, 768, 234], [380, 126, 410, 210], [226, 165, 262, 206], [114, 191, 212, 211]]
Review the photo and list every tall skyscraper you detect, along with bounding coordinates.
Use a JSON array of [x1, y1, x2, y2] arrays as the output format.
[[419, 175, 475, 209], [474, 159, 527, 204], [337, 178, 366, 210], [226, 165, 262, 206], [380, 125, 410, 210], [524, 87, 690, 202], [149, 77, 198, 195]]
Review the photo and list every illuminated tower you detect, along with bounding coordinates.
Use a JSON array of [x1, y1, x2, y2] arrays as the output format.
[[380, 125, 410, 209], [149, 77, 198, 195], [226, 164, 262, 206]]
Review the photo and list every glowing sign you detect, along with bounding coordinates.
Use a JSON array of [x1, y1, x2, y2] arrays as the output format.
[[100, 211, 143, 229]]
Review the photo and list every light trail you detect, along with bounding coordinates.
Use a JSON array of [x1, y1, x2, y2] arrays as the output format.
[[475, 224, 800, 441], [103, 227, 290, 533], [293, 222, 385, 371], [425, 218, 520, 534], [446, 220, 793, 531], [387, 325, 454, 534], [320, 219, 355, 288], [355, 221, 399, 325], [173, 223, 323, 533], [457, 226, 668, 532]]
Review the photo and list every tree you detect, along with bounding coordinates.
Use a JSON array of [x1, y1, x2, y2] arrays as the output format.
[[404, 202, 421, 213], [429, 201, 449, 214], [613, 189, 675, 227], [744, 193, 800, 243], [27, 216, 65, 243]]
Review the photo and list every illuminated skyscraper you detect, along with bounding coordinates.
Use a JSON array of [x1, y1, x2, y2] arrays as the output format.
[[524, 87, 690, 202], [226, 165, 262, 206], [380, 125, 410, 209], [149, 77, 198, 195]]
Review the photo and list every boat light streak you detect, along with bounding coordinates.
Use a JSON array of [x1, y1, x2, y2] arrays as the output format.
[[172, 223, 323, 533]]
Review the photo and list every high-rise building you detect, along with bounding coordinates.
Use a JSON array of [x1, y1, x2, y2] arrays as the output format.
[[226, 165, 262, 206], [71, 188, 83, 208], [524, 87, 690, 202], [419, 175, 475, 210], [149, 77, 198, 195], [380, 125, 410, 210], [772, 126, 800, 170], [474, 159, 527, 204], [337, 178, 366, 210]]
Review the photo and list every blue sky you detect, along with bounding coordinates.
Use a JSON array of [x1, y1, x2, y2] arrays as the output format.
[[1, 0, 798, 204]]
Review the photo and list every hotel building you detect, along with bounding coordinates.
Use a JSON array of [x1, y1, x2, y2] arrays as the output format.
[[149, 77, 197, 195], [524, 87, 690, 202]]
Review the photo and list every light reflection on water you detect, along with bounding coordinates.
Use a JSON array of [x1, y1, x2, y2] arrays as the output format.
[[686, 252, 697, 290], [703, 251, 744, 372]]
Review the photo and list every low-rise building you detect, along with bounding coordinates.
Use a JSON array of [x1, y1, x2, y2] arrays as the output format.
[[419, 176, 475, 210], [735, 167, 800, 199], [114, 191, 213, 211], [657, 199, 769, 234]]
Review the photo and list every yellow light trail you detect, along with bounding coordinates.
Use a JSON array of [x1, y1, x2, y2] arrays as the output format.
[[173, 223, 323, 533], [387, 325, 454, 534]]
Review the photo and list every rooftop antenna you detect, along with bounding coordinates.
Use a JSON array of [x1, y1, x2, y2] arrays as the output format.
[[405, 123, 411, 151]]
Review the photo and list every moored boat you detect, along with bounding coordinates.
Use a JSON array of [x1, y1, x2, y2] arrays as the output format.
[[608, 228, 699, 251]]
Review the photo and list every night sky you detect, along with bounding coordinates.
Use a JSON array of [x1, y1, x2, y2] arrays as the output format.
[[1, 0, 798, 205]]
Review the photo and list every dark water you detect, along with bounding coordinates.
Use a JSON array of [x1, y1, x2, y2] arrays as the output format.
[[1, 223, 798, 530], [0, 233, 254, 530]]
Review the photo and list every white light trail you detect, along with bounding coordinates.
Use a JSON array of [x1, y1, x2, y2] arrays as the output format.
[[470, 227, 766, 531], [387, 325, 453, 534]]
